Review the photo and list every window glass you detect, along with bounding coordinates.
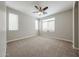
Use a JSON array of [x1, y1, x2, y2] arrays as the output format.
[[9, 13, 18, 30], [42, 17, 55, 32], [35, 20, 38, 30]]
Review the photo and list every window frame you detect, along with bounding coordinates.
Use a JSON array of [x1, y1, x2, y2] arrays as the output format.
[[8, 12, 19, 31], [42, 18, 55, 32]]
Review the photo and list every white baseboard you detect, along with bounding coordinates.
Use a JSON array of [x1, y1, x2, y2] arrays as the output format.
[[72, 44, 79, 50], [40, 35, 72, 43], [73, 46, 79, 50], [54, 37, 72, 43], [7, 34, 72, 44], [7, 34, 37, 43]]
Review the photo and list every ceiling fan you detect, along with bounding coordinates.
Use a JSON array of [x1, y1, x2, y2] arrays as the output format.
[[33, 5, 48, 16]]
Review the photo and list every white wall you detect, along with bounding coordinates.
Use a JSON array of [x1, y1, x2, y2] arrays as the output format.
[[40, 9, 73, 42], [7, 7, 36, 42], [0, 2, 6, 57]]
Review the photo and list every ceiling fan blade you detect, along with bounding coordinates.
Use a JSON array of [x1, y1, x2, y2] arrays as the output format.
[[34, 6, 39, 9], [43, 7, 48, 11]]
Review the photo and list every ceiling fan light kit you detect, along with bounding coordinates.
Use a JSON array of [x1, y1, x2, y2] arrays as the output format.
[[38, 12, 43, 16]]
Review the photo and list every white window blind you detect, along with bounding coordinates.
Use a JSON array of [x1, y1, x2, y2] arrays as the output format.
[[42, 18, 55, 32], [9, 13, 18, 30], [35, 20, 38, 30], [42, 21, 48, 32]]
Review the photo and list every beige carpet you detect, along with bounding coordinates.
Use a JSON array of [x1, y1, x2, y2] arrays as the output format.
[[6, 36, 79, 57]]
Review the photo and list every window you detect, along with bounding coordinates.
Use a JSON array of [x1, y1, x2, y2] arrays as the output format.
[[35, 20, 38, 30], [8, 13, 18, 30], [42, 18, 55, 32], [42, 21, 48, 32]]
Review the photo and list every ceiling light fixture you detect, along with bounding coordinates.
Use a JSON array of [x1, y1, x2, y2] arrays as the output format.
[[38, 12, 43, 16], [33, 4, 48, 16]]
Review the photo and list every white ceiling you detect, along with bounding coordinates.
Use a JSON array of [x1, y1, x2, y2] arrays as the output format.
[[5, 1, 73, 18]]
